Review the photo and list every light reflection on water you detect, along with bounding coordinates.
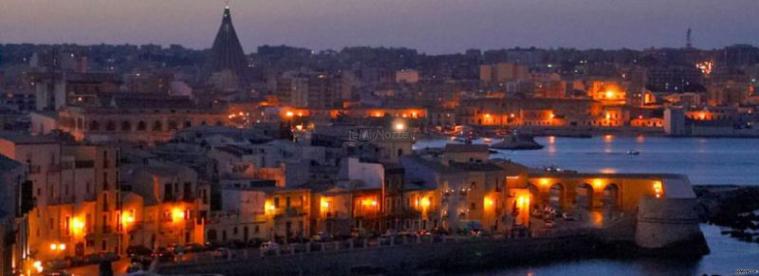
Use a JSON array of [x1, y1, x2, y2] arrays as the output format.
[[415, 136, 759, 185], [468, 224, 759, 275]]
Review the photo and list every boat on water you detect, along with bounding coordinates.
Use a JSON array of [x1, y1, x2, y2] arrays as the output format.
[[627, 150, 640, 155], [491, 132, 544, 150]]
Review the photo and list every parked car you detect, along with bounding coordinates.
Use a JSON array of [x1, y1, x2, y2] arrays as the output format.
[[126, 262, 145, 274], [151, 248, 175, 262], [184, 243, 206, 252], [82, 252, 119, 266], [247, 238, 264, 248], [260, 241, 280, 253], [127, 245, 152, 257], [226, 239, 246, 249], [311, 232, 332, 242], [212, 247, 234, 259]]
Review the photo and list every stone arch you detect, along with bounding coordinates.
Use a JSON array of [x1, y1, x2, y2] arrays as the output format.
[[137, 121, 147, 131], [121, 121, 132, 131], [575, 183, 594, 210], [89, 120, 100, 131], [152, 121, 163, 132]]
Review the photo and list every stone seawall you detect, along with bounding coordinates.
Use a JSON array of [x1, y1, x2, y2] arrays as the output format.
[[635, 197, 705, 250], [158, 235, 601, 275]]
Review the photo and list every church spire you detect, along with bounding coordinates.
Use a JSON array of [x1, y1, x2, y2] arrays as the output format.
[[209, 4, 249, 85]]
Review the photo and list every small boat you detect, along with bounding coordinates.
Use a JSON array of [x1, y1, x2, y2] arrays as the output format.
[[627, 150, 640, 156], [491, 132, 544, 150]]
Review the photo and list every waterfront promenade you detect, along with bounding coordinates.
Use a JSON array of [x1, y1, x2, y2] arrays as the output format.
[[158, 229, 602, 275], [156, 213, 622, 275]]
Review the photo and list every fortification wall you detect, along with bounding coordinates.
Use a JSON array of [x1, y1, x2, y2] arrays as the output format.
[[635, 197, 703, 249]]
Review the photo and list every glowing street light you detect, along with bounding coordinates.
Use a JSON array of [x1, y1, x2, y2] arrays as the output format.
[[171, 208, 185, 222], [484, 197, 495, 209], [320, 197, 331, 215], [122, 211, 135, 229], [33, 260, 43, 273], [419, 197, 431, 209], [592, 179, 605, 190], [71, 217, 85, 235], [265, 201, 276, 216], [393, 121, 406, 132], [653, 181, 664, 198], [50, 242, 66, 252]]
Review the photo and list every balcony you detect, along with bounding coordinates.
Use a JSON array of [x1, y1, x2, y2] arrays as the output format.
[[275, 208, 305, 218]]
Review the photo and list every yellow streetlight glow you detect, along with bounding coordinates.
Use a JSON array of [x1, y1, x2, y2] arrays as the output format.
[[171, 208, 185, 222], [538, 178, 551, 187], [71, 217, 85, 235], [122, 211, 135, 229], [33, 260, 43, 273], [484, 197, 495, 208], [419, 197, 431, 209], [592, 179, 604, 190], [653, 181, 664, 198], [320, 197, 330, 213], [265, 201, 276, 215], [393, 122, 406, 131], [361, 198, 378, 207], [50, 243, 57, 251]]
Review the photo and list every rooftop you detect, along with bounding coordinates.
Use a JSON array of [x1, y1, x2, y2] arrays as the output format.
[[0, 131, 59, 144]]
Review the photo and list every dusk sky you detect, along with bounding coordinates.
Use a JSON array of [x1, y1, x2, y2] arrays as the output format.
[[0, 0, 757, 54]]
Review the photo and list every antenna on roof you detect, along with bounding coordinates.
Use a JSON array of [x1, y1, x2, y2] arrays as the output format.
[[686, 28, 692, 49]]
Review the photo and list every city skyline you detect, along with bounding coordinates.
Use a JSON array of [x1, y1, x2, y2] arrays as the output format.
[[1, 0, 758, 54]]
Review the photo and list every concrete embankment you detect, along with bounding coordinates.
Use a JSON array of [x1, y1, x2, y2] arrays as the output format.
[[159, 235, 602, 275], [157, 229, 708, 275]]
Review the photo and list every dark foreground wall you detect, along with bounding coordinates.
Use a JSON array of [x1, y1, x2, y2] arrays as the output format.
[[158, 236, 601, 275]]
